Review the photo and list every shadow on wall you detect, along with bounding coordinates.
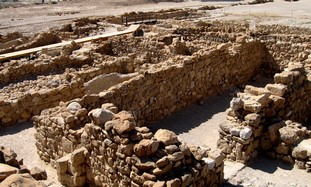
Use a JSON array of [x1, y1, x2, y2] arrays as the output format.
[[149, 75, 274, 136], [262, 48, 281, 77], [149, 92, 233, 134]]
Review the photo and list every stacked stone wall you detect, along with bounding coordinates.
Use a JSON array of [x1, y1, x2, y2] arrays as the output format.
[[34, 106, 224, 186], [0, 57, 132, 126], [217, 61, 311, 170], [32, 40, 267, 186], [103, 41, 266, 125]]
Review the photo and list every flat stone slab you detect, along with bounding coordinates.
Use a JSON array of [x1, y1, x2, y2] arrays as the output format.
[[0, 163, 18, 181], [297, 139, 311, 156]]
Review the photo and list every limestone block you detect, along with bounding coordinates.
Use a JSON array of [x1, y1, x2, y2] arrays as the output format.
[[165, 145, 179, 154], [58, 172, 73, 186], [56, 154, 70, 173], [114, 111, 135, 122], [265, 84, 287, 97], [288, 62, 304, 72], [84, 73, 137, 94], [156, 156, 170, 168], [62, 137, 74, 153], [279, 126, 299, 145], [217, 139, 230, 154], [202, 157, 216, 170], [274, 71, 294, 84], [104, 120, 119, 131], [208, 149, 224, 167], [240, 127, 252, 140], [113, 120, 135, 135], [244, 85, 270, 96], [0, 146, 18, 167], [168, 152, 184, 162], [244, 113, 261, 127], [101, 103, 118, 113], [181, 173, 192, 187], [133, 139, 159, 157], [230, 97, 243, 110], [179, 143, 191, 158], [153, 162, 172, 176], [230, 127, 241, 136], [135, 162, 156, 171], [67, 102, 82, 114], [70, 147, 87, 167], [253, 94, 270, 107], [269, 95, 285, 110], [0, 163, 18, 181], [292, 139, 311, 159], [130, 171, 145, 185], [142, 172, 156, 181], [154, 129, 178, 146], [219, 121, 238, 133], [88, 108, 114, 126], [143, 180, 156, 187], [243, 100, 261, 113]]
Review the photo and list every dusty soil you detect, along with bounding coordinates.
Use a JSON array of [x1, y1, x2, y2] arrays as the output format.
[[1, 0, 311, 186]]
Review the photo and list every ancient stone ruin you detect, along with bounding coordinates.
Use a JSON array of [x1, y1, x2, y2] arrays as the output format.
[[0, 9, 310, 187], [0, 146, 47, 186]]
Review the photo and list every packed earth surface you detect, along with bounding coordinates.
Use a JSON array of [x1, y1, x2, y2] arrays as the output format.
[[0, 0, 311, 187]]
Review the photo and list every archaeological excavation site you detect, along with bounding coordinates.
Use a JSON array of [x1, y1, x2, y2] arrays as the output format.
[[0, 0, 310, 187]]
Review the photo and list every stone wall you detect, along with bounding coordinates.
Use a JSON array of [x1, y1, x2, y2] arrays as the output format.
[[179, 21, 311, 74], [0, 54, 134, 126], [33, 39, 267, 161], [217, 61, 311, 170], [32, 39, 267, 186], [102, 41, 267, 125], [34, 104, 224, 186]]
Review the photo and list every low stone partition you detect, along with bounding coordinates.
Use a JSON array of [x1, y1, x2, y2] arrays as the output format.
[[217, 61, 311, 170], [0, 39, 134, 85], [0, 56, 135, 126], [32, 39, 268, 186], [0, 39, 266, 126], [34, 103, 224, 186], [103, 41, 267, 125], [0, 76, 85, 125]]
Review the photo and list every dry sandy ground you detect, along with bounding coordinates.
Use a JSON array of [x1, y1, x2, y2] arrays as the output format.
[[1, 0, 311, 35]]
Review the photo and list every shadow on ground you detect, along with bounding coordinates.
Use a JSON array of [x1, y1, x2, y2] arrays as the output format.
[[149, 92, 233, 135], [0, 121, 33, 136], [248, 154, 293, 173], [149, 76, 274, 135], [224, 155, 294, 187]]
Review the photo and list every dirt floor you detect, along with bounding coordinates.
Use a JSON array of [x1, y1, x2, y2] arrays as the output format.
[[1, 0, 311, 186]]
